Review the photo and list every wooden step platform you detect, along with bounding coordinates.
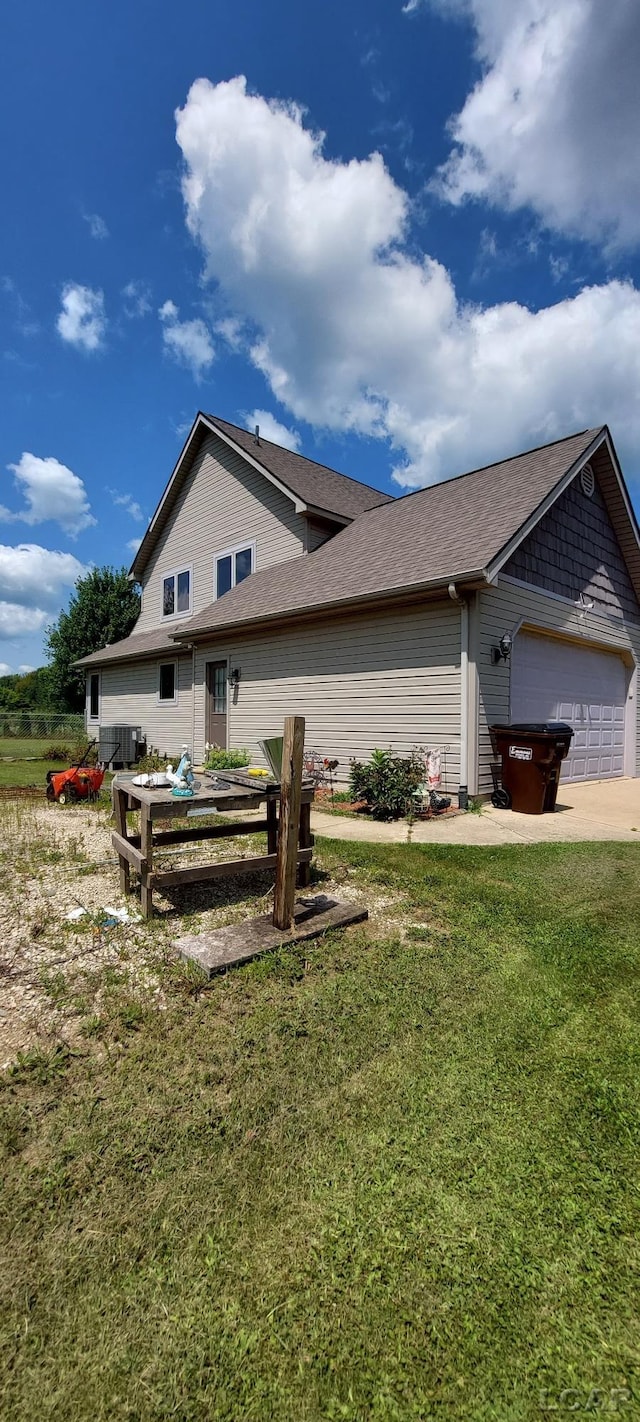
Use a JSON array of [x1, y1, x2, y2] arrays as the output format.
[[175, 894, 368, 978]]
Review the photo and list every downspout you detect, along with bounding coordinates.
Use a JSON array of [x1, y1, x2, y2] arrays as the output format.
[[448, 583, 469, 810], [192, 645, 196, 760]]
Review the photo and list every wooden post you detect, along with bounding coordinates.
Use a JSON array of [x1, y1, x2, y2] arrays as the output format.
[[140, 806, 153, 919], [297, 799, 312, 888], [266, 795, 278, 854], [273, 716, 305, 930], [113, 785, 130, 896]]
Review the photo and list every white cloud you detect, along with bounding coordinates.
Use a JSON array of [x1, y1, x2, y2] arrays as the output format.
[[3, 454, 96, 537], [127, 537, 143, 554], [159, 299, 214, 378], [245, 409, 300, 451], [110, 490, 144, 521], [174, 76, 640, 488], [122, 280, 151, 318], [0, 545, 87, 637], [0, 604, 49, 637], [215, 315, 244, 350], [17, 663, 35, 673], [0, 663, 12, 676], [56, 282, 106, 352], [428, 0, 640, 250], [84, 212, 109, 240]]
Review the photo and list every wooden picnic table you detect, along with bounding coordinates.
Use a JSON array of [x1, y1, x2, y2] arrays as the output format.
[[112, 773, 314, 919]]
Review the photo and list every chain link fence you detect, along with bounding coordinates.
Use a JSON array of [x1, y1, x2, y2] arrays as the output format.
[[0, 710, 85, 740]]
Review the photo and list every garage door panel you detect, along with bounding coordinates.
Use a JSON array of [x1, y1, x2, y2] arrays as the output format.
[[511, 633, 627, 782]]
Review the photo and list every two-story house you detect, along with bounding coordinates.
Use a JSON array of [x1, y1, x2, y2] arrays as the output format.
[[78, 413, 640, 798]]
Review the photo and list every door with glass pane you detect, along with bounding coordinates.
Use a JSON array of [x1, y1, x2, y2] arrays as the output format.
[[205, 661, 227, 749]]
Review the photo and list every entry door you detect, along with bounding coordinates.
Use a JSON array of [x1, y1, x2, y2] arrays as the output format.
[[511, 632, 627, 782], [206, 661, 227, 749]]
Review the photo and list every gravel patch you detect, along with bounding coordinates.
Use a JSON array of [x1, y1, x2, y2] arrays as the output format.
[[0, 797, 375, 1068]]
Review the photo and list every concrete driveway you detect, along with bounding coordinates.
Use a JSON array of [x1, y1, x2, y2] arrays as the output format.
[[310, 778, 640, 846]]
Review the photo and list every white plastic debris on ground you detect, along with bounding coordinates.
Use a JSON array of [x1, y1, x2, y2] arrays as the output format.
[[65, 904, 141, 923]]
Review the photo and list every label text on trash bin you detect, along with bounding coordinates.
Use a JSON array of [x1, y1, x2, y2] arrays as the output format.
[[509, 745, 533, 760]]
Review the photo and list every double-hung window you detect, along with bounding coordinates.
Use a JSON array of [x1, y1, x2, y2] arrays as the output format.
[[215, 543, 255, 599], [162, 567, 191, 618]]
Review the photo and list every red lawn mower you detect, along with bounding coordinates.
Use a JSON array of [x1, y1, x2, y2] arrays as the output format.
[[45, 738, 117, 805]]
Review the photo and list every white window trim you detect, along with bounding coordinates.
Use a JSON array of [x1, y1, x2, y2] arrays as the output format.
[[157, 660, 178, 705], [161, 564, 193, 620], [213, 541, 256, 600], [88, 671, 101, 723]]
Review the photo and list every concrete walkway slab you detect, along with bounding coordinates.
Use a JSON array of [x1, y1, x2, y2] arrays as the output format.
[[311, 779, 640, 847]]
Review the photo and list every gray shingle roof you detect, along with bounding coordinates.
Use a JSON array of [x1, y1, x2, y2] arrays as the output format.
[[180, 427, 605, 639], [75, 626, 193, 669], [204, 414, 393, 520]]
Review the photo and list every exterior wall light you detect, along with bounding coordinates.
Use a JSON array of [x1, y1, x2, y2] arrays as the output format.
[[228, 667, 242, 687], [491, 633, 513, 665]]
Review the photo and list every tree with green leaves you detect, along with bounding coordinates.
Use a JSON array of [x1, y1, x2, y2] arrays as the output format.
[[45, 567, 141, 712], [0, 666, 55, 710]]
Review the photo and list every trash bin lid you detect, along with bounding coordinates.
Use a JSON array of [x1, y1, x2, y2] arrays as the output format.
[[490, 721, 574, 740], [507, 721, 573, 735]]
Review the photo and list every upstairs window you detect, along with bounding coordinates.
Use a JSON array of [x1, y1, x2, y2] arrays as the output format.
[[162, 567, 191, 618], [215, 543, 255, 599]]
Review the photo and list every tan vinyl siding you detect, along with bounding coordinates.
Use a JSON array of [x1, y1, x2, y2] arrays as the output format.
[[136, 432, 306, 632], [193, 601, 462, 790], [96, 657, 194, 757], [477, 578, 640, 792]]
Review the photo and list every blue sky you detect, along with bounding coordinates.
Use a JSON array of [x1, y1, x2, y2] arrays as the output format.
[[2, 0, 640, 672]]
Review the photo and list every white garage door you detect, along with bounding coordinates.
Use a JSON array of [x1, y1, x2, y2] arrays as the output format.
[[510, 632, 627, 782]]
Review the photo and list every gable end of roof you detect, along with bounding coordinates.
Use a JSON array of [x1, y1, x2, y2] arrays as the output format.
[[130, 412, 392, 581]]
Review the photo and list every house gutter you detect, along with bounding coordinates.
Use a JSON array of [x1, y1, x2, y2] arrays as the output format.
[[174, 568, 490, 646], [448, 582, 469, 810]]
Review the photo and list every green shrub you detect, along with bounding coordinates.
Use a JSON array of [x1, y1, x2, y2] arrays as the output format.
[[137, 749, 169, 772], [349, 747, 426, 820], [70, 740, 98, 766], [204, 747, 251, 770], [43, 744, 72, 762]]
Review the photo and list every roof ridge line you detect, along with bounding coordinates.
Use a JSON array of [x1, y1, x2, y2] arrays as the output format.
[[203, 412, 393, 502], [360, 426, 603, 517]]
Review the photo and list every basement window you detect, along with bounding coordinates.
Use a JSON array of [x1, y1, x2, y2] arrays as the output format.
[[215, 543, 255, 599], [158, 662, 177, 703], [162, 567, 191, 618]]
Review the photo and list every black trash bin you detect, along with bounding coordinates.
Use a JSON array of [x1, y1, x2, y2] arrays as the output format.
[[490, 722, 574, 814]]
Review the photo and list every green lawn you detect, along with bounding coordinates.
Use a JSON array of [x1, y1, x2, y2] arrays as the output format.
[[0, 758, 66, 787], [0, 737, 71, 759], [1, 838, 639, 1420]]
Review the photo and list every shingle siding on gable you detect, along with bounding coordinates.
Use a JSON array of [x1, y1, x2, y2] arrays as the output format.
[[135, 431, 307, 632], [504, 473, 640, 621]]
